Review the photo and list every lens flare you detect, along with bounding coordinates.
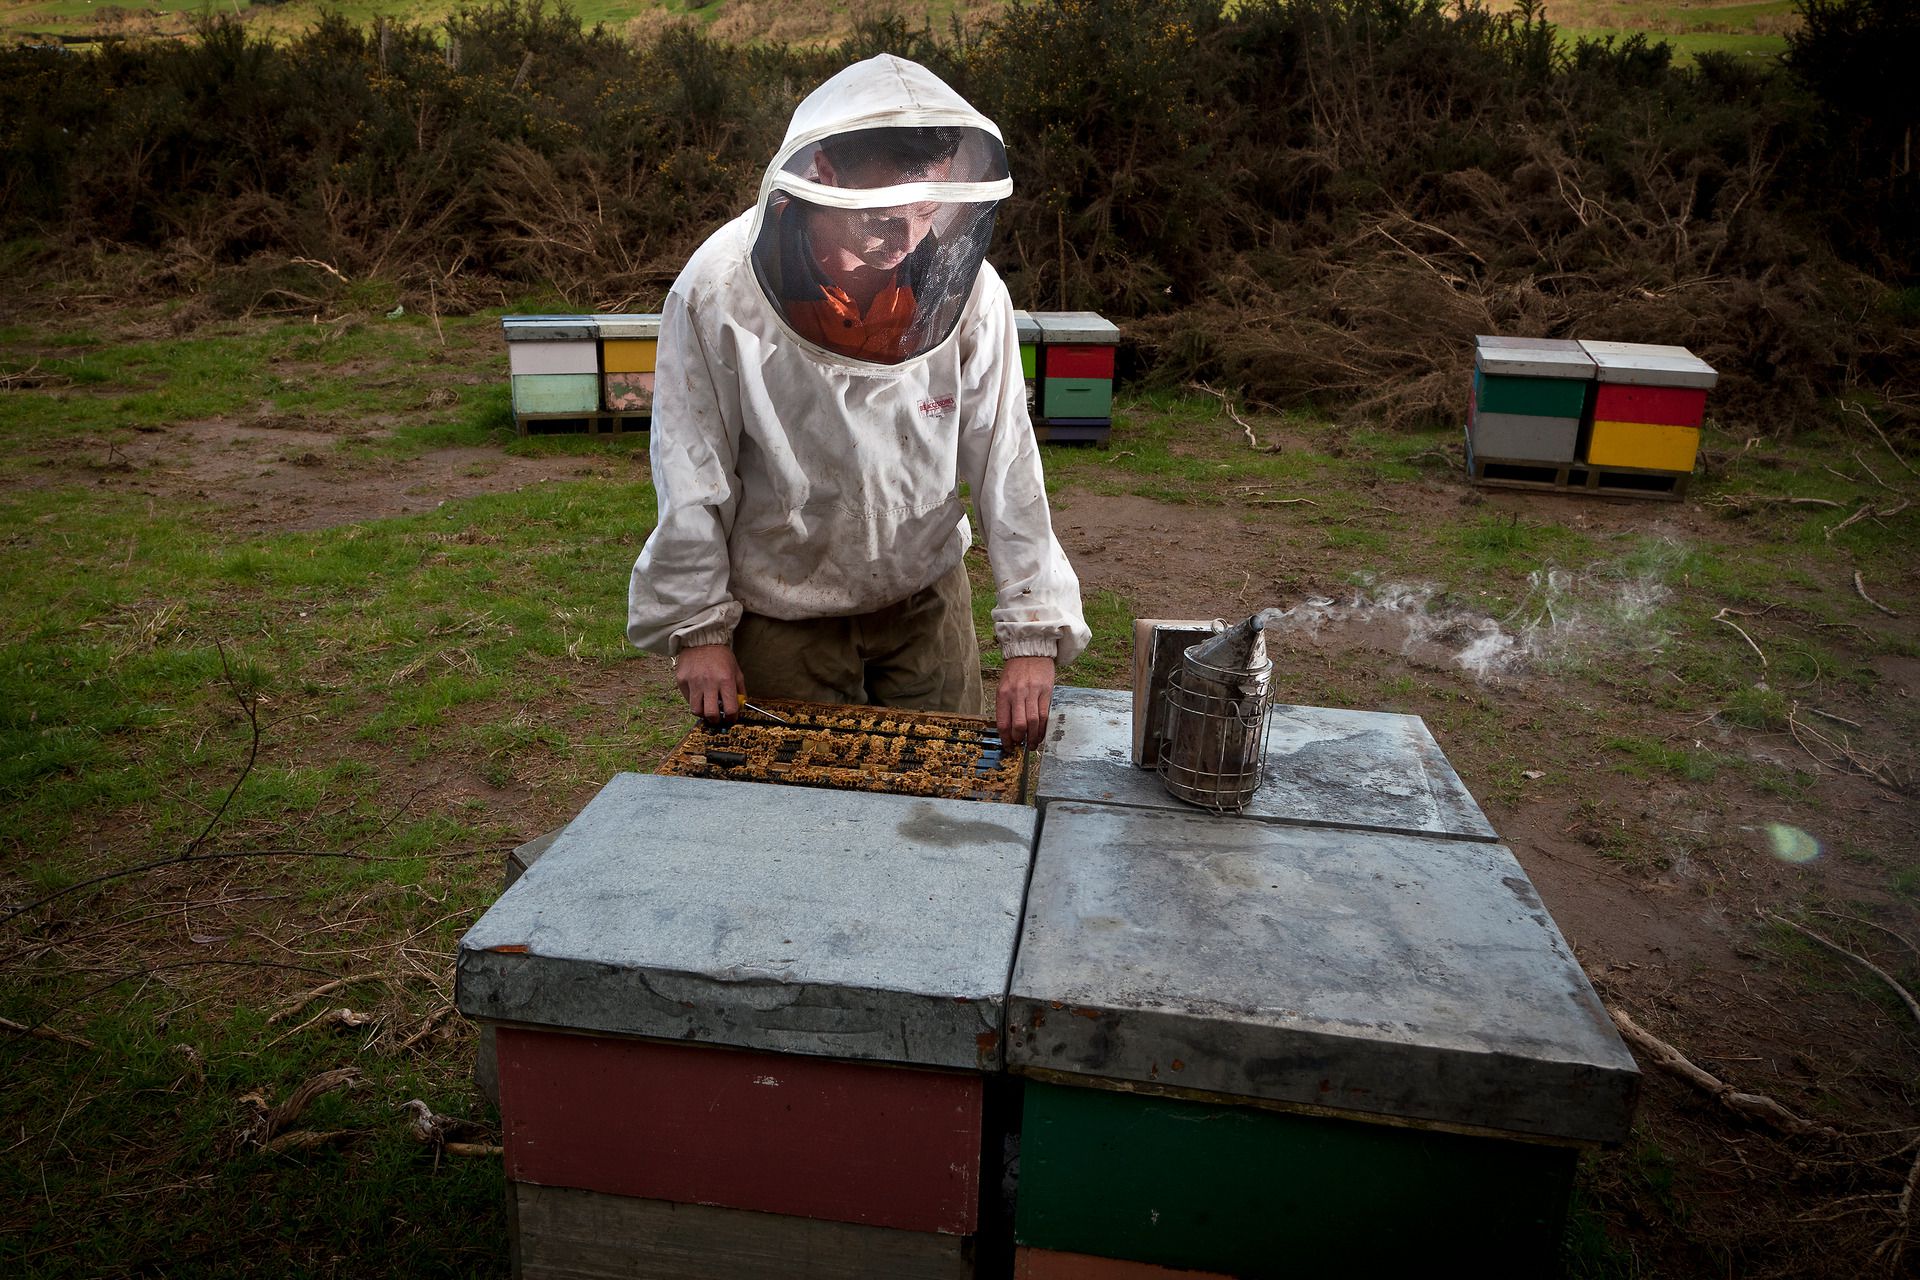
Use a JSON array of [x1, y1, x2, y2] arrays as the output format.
[[1765, 822, 1821, 864]]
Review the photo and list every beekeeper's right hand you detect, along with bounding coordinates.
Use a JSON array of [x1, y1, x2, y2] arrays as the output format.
[[675, 644, 743, 723]]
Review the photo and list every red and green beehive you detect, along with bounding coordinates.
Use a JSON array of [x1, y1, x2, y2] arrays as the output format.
[[456, 772, 1035, 1278], [1032, 311, 1119, 444], [1004, 800, 1640, 1278]]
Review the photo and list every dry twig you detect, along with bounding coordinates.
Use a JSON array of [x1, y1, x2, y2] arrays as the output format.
[[1607, 1003, 1838, 1138], [1786, 702, 1903, 790], [268, 973, 384, 1024], [1763, 911, 1920, 1270], [1854, 571, 1900, 618], [1763, 913, 1920, 1029], [1842, 400, 1917, 477], [1188, 381, 1278, 452], [1828, 502, 1875, 541], [289, 257, 349, 284], [400, 1099, 502, 1163], [0, 1014, 96, 1050], [262, 1006, 377, 1051], [396, 1006, 454, 1053], [236, 1066, 362, 1152], [1713, 608, 1768, 667], [1707, 495, 1843, 510]]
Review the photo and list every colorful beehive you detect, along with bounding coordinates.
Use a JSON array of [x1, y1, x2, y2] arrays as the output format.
[[1579, 339, 1716, 474], [1014, 309, 1040, 413], [503, 316, 601, 419], [1469, 335, 1594, 464], [456, 771, 1034, 1278], [597, 313, 660, 414], [1038, 686, 1497, 842], [1033, 312, 1119, 444], [1004, 799, 1640, 1277]]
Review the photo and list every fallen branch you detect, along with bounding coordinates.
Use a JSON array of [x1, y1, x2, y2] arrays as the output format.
[[262, 1006, 377, 1052], [1713, 608, 1768, 667], [289, 257, 349, 284], [0, 1014, 96, 1050], [1188, 381, 1277, 452], [1827, 501, 1875, 541], [1247, 497, 1320, 507], [1707, 495, 1843, 510], [1787, 702, 1903, 790], [1764, 910, 1920, 1271], [236, 1066, 362, 1151], [268, 973, 384, 1024], [396, 1006, 454, 1053], [262, 1129, 356, 1155], [1842, 400, 1917, 477], [1763, 913, 1920, 1028], [400, 1099, 502, 1163], [1606, 1003, 1838, 1138], [1810, 911, 1920, 966], [1853, 450, 1895, 492], [1855, 571, 1900, 618]]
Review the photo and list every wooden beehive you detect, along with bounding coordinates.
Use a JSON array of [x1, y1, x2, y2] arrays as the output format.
[[656, 699, 1029, 804]]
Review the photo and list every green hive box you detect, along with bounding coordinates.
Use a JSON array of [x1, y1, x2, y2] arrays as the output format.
[[512, 373, 601, 415], [1472, 367, 1588, 419], [1015, 309, 1040, 381], [1005, 801, 1638, 1275], [1016, 1082, 1576, 1277]]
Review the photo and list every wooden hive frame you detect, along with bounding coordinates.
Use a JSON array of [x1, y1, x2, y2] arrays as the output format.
[[656, 699, 1031, 804]]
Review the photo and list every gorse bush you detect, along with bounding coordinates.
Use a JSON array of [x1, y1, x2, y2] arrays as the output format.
[[0, 0, 1910, 434]]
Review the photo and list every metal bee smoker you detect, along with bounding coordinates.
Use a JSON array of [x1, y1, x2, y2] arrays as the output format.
[[1155, 610, 1280, 813]]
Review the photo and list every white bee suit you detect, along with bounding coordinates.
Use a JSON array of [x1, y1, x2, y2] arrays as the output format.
[[626, 53, 1090, 667]]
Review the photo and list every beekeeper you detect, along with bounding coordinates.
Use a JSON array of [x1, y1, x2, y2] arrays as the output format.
[[627, 54, 1089, 748]]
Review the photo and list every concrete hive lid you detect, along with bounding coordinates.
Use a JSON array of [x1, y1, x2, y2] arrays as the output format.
[[456, 772, 1036, 1070], [1037, 686, 1497, 842], [501, 316, 600, 342], [1032, 311, 1120, 344], [595, 313, 663, 339], [1005, 803, 1641, 1145], [1578, 339, 1718, 388], [1013, 310, 1040, 343], [1472, 335, 1596, 380]]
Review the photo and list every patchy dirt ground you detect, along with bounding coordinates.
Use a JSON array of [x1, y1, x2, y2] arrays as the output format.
[[73, 412, 637, 532], [17, 405, 1920, 1276]]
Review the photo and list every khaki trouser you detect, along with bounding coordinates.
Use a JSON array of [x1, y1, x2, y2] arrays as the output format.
[[732, 559, 985, 716]]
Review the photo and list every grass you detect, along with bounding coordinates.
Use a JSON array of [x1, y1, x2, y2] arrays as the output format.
[[3, 0, 1003, 45], [1513, 0, 1797, 63], [1604, 732, 1722, 782]]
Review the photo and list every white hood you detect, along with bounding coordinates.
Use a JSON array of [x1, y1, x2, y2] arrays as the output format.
[[747, 55, 1012, 367]]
